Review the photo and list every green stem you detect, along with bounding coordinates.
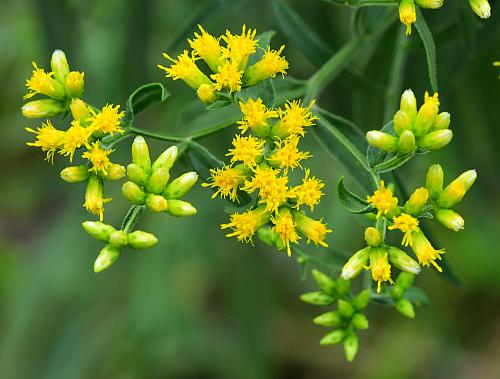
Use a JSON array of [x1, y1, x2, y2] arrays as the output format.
[[128, 127, 186, 143], [121, 205, 145, 233], [326, 0, 397, 6]]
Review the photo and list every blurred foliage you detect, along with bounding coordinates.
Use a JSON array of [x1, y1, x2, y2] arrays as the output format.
[[0, 0, 499, 378]]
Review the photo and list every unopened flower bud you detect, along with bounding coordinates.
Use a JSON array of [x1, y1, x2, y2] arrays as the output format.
[[415, 0, 443, 9], [94, 245, 121, 273], [417, 129, 453, 150], [145, 194, 168, 212], [437, 169, 477, 208], [397, 130, 416, 154], [256, 226, 286, 250], [395, 298, 415, 318], [146, 167, 170, 194], [66, 71, 84, 98], [320, 329, 344, 345], [352, 313, 369, 330], [351, 289, 370, 311], [196, 84, 217, 104], [468, 0, 491, 19], [22, 99, 65, 118], [122, 181, 146, 204], [426, 164, 444, 199], [82, 221, 116, 242], [127, 230, 158, 249], [414, 93, 439, 137], [341, 247, 370, 280], [127, 163, 149, 186], [60, 165, 89, 183], [151, 146, 178, 172], [165, 199, 197, 217], [364, 227, 381, 247], [435, 209, 465, 231], [108, 230, 128, 248], [100, 163, 125, 181], [403, 187, 429, 216], [163, 172, 198, 199], [366, 131, 398, 152], [343, 331, 359, 362], [400, 89, 417, 120], [431, 112, 450, 131], [313, 311, 342, 327], [393, 110, 412, 136], [70, 98, 91, 122], [132, 136, 151, 171], [396, 272, 415, 290], [387, 246, 421, 274], [84, 175, 108, 221], [311, 269, 336, 295], [338, 300, 355, 318], [50, 50, 70, 83]]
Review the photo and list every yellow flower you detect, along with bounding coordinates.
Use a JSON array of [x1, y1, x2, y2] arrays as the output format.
[[268, 135, 311, 172], [25, 120, 65, 163], [82, 142, 113, 175], [273, 100, 317, 138], [89, 104, 125, 136], [369, 247, 394, 293], [399, 0, 417, 36], [293, 211, 331, 248], [221, 207, 270, 243], [59, 120, 92, 161], [210, 61, 243, 93], [202, 164, 249, 202], [188, 25, 223, 72], [389, 213, 420, 246], [243, 167, 289, 213], [244, 46, 289, 86], [196, 83, 217, 103], [367, 180, 399, 218], [158, 50, 212, 90], [289, 169, 324, 210], [24, 62, 65, 100], [222, 25, 258, 67], [238, 98, 277, 134], [65, 71, 84, 98], [272, 208, 300, 256], [84, 175, 111, 222], [410, 230, 444, 272], [227, 134, 265, 168]]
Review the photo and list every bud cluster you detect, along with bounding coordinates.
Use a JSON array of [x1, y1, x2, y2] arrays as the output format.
[[398, 0, 444, 36]]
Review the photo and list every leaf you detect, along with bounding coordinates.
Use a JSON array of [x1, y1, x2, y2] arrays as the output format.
[[238, 79, 276, 107], [372, 152, 415, 173], [415, 9, 439, 93], [205, 100, 233, 111], [248, 30, 276, 66], [125, 83, 169, 123], [337, 177, 372, 214], [366, 120, 393, 167]]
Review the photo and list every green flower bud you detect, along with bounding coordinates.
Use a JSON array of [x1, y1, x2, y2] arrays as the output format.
[[146, 167, 170, 194], [387, 246, 421, 275], [341, 247, 370, 280], [70, 98, 91, 123], [393, 110, 412, 136], [403, 187, 429, 216], [256, 226, 286, 250], [400, 89, 417, 120], [366, 131, 398, 153], [352, 289, 371, 311], [22, 99, 65, 118], [151, 146, 178, 172], [127, 163, 149, 186], [300, 291, 334, 306], [431, 112, 450, 131], [145, 194, 168, 212], [417, 129, 453, 150], [397, 130, 416, 154], [50, 50, 70, 83], [343, 330, 359, 362], [122, 181, 146, 204], [395, 298, 415, 318], [437, 169, 477, 208], [65, 71, 84, 98], [313, 311, 343, 327], [127, 230, 158, 249], [338, 300, 355, 318], [415, 0, 443, 9], [108, 230, 128, 248], [435, 209, 465, 231], [163, 172, 198, 199], [311, 269, 336, 295], [82, 221, 116, 243], [468, 0, 491, 19], [165, 199, 197, 217], [364, 227, 381, 247], [94, 245, 121, 273], [100, 163, 126, 181], [132, 136, 151, 171], [426, 164, 444, 200], [320, 329, 344, 345], [60, 165, 89, 183], [336, 279, 351, 297], [391, 284, 405, 300], [396, 272, 415, 290], [414, 96, 439, 137], [352, 313, 369, 330]]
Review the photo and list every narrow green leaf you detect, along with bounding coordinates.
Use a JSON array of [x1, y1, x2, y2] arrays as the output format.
[[178, 103, 241, 139], [337, 176, 373, 214], [373, 152, 415, 173], [238, 79, 276, 107], [415, 9, 439, 93], [366, 120, 393, 167], [125, 83, 169, 123], [321, 0, 397, 5]]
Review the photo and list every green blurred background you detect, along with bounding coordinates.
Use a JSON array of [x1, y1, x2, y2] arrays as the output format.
[[0, 0, 499, 378]]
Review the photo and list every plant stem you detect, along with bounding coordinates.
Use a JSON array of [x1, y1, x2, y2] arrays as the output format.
[[384, 30, 409, 122], [121, 205, 145, 233]]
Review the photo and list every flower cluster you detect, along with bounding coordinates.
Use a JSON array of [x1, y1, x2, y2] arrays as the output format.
[[367, 90, 452, 155], [158, 25, 288, 103], [203, 98, 331, 256], [398, 0, 443, 36]]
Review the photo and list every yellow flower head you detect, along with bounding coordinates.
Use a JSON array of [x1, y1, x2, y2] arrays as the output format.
[[243, 167, 289, 213], [221, 207, 270, 243], [293, 211, 331, 248], [196, 83, 217, 103], [274, 100, 317, 138], [210, 61, 243, 93], [188, 25, 223, 72], [268, 135, 311, 171], [367, 180, 399, 218], [399, 0, 417, 36], [423, 91, 440, 107], [60, 120, 92, 161], [24, 62, 64, 100], [65, 71, 85, 97], [369, 247, 394, 293], [89, 104, 125, 136], [222, 25, 258, 67], [244, 46, 289, 86], [158, 51, 211, 90], [238, 98, 277, 134], [84, 175, 111, 222], [82, 142, 113, 175], [272, 208, 300, 256], [227, 134, 265, 168], [289, 169, 324, 210], [25, 120, 65, 163], [202, 164, 249, 202], [389, 213, 420, 246], [410, 229, 444, 272]]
